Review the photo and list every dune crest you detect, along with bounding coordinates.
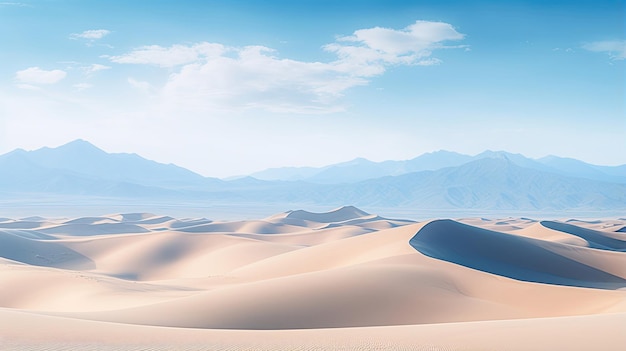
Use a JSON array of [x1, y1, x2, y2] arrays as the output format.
[[277, 205, 371, 223]]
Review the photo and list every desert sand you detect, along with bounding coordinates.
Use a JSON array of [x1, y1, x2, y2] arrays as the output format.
[[1, 206, 624, 350]]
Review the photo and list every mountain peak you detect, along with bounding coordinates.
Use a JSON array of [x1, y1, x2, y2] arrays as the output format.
[[0, 139, 212, 192], [67, 138, 91, 145], [56, 139, 104, 152], [31, 140, 108, 161]]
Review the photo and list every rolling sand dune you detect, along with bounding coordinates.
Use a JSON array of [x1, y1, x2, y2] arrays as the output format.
[[410, 219, 626, 289], [541, 220, 626, 250], [40, 223, 151, 236], [0, 230, 95, 269], [2, 308, 624, 351], [0, 220, 48, 229], [271, 205, 371, 223], [1, 207, 625, 350]]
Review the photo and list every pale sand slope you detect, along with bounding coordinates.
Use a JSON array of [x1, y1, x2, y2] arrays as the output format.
[[0, 206, 625, 350], [2, 308, 624, 351]]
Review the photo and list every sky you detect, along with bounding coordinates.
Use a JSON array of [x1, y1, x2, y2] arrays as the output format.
[[0, 0, 624, 178]]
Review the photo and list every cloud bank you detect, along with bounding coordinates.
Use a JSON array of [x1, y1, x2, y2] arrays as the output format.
[[110, 43, 226, 67], [109, 20, 466, 113], [70, 29, 111, 40], [15, 67, 66, 85]]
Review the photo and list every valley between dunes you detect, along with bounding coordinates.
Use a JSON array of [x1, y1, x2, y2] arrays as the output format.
[[1, 206, 625, 350]]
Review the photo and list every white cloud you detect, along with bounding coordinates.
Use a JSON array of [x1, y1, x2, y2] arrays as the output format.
[[15, 67, 66, 85], [84, 63, 111, 75], [338, 21, 464, 56], [109, 43, 226, 67], [326, 20, 465, 68], [70, 29, 111, 40], [159, 45, 368, 113], [415, 58, 442, 66], [553, 47, 574, 53], [582, 40, 626, 60], [0, 2, 32, 7], [110, 20, 466, 113]]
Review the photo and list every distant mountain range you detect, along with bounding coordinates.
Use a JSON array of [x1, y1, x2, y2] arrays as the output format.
[[0, 140, 224, 199], [1, 140, 624, 211], [250, 150, 626, 185]]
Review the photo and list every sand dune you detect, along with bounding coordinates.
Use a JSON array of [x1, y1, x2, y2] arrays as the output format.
[[62, 216, 119, 225], [2, 308, 623, 351], [40, 223, 151, 236], [541, 220, 626, 250], [60, 231, 299, 281], [410, 219, 626, 289], [0, 220, 47, 229], [270, 205, 371, 223], [0, 230, 95, 269], [1, 207, 625, 349]]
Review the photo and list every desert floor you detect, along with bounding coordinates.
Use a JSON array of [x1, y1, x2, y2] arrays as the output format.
[[1, 206, 624, 350]]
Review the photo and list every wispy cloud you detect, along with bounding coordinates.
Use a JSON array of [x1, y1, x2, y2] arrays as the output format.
[[109, 20, 466, 113], [0, 2, 32, 7], [109, 43, 226, 67], [57, 61, 111, 76], [582, 40, 626, 60], [70, 29, 111, 40], [414, 58, 442, 66], [15, 67, 66, 85], [552, 47, 574, 53], [324, 20, 465, 76], [83, 63, 111, 75]]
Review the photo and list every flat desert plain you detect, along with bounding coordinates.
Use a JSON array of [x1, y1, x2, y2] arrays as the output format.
[[1, 206, 625, 350]]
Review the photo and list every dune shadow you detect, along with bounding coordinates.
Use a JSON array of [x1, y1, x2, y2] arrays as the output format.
[[409, 220, 626, 290], [39, 223, 150, 236], [541, 221, 626, 251], [0, 231, 95, 270], [0, 221, 44, 229]]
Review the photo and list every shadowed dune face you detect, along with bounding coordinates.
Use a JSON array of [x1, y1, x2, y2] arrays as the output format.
[[409, 220, 626, 289], [39, 223, 150, 236], [282, 206, 371, 223], [0, 221, 45, 229], [1, 309, 624, 351], [540, 220, 626, 251], [0, 231, 95, 269]]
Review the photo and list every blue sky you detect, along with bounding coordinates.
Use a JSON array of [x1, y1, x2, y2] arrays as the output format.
[[1, 0, 624, 177]]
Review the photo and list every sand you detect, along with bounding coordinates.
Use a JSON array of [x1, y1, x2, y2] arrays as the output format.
[[1, 206, 625, 350]]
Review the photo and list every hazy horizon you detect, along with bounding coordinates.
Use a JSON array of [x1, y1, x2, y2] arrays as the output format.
[[1, 0, 624, 178]]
